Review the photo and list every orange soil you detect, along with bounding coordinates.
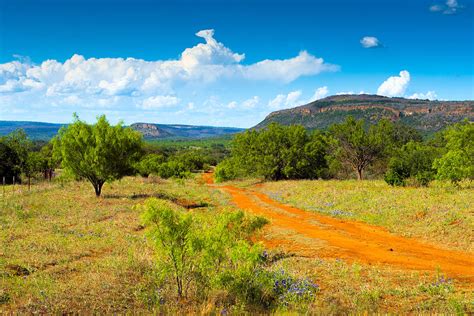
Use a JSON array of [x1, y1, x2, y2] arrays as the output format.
[[203, 173, 474, 283]]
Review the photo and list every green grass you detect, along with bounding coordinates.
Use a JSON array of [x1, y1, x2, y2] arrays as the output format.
[[0, 176, 473, 313], [256, 179, 474, 251]]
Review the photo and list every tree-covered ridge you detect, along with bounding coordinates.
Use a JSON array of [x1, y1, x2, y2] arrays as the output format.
[[255, 94, 474, 134], [217, 118, 473, 186]]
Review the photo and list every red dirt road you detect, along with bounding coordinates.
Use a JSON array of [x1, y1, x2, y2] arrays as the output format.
[[203, 173, 474, 283]]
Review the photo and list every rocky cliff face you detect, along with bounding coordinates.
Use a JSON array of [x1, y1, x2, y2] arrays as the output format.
[[255, 94, 474, 133], [130, 123, 173, 138]]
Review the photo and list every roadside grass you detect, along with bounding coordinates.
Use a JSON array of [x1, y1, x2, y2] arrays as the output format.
[[0, 175, 472, 313], [270, 255, 472, 314], [0, 175, 228, 313], [256, 179, 474, 251]]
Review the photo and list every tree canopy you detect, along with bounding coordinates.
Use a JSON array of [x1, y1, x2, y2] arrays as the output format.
[[53, 114, 143, 196], [433, 121, 474, 184], [216, 123, 329, 181]]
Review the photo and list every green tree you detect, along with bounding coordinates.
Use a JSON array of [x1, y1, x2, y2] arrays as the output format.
[[53, 114, 143, 196], [24, 151, 43, 190], [2, 129, 32, 180], [216, 123, 329, 181], [433, 121, 474, 184], [135, 154, 166, 177], [0, 141, 21, 183], [329, 117, 393, 180], [384, 141, 439, 186]]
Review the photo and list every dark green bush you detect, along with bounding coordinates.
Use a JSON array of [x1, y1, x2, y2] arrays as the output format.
[[135, 154, 166, 177], [384, 141, 439, 186], [216, 124, 330, 181]]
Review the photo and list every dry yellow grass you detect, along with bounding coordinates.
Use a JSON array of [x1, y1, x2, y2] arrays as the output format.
[[1, 175, 473, 313]]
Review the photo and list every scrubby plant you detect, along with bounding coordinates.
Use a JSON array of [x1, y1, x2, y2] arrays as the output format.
[[214, 157, 240, 182], [135, 154, 166, 177], [384, 141, 439, 186], [433, 121, 474, 184], [139, 198, 317, 310]]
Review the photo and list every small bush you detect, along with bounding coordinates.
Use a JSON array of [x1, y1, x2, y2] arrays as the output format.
[[135, 154, 166, 177], [139, 198, 317, 311], [214, 158, 240, 182]]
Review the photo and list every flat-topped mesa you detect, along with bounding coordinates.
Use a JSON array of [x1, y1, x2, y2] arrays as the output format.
[[255, 94, 474, 133]]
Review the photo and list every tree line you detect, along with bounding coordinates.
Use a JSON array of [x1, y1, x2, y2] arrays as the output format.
[[215, 117, 473, 186], [0, 114, 225, 196], [1, 114, 472, 197]]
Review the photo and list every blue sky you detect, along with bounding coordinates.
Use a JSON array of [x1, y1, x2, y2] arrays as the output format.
[[0, 0, 473, 127]]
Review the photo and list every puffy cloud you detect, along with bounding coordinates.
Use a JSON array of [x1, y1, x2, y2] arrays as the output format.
[[227, 96, 260, 109], [181, 29, 245, 68], [377, 70, 411, 97], [309, 86, 329, 101], [408, 91, 438, 100], [244, 51, 339, 83], [227, 101, 238, 109], [360, 36, 381, 48], [242, 96, 260, 108], [335, 91, 366, 95], [139, 95, 180, 109], [0, 29, 338, 115], [268, 90, 302, 109], [430, 0, 463, 14]]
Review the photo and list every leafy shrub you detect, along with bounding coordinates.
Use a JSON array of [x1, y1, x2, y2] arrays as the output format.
[[135, 154, 166, 177], [384, 141, 438, 186], [140, 199, 194, 298], [140, 199, 268, 300], [215, 158, 240, 182], [433, 121, 474, 184], [157, 160, 190, 179], [139, 198, 317, 310]]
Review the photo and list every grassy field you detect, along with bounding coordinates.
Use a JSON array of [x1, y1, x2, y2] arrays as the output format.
[[256, 180, 474, 252], [0, 176, 473, 313]]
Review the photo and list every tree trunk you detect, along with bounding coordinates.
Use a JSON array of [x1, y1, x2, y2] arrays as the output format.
[[357, 168, 363, 180], [94, 182, 104, 197]]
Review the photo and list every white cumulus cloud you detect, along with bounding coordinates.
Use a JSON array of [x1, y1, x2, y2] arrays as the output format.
[[408, 91, 438, 100], [268, 90, 303, 109], [309, 86, 329, 101], [227, 96, 260, 109], [244, 51, 339, 83], [139, 95, 180, 110], [360, 36, 381, 48], [0, 29, 338, 117], [377, 70, 411, 97], [430, 0, 463, 14]]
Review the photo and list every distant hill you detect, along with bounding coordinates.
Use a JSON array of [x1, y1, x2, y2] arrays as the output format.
[[0, 121, 244, 140], [130, 123, 244, 139], [0, 121, 65, 140], [254, 94, 474, 134]]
